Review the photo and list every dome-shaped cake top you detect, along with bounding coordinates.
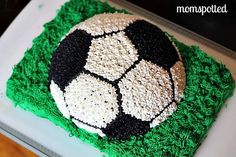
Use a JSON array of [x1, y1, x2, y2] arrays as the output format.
[[49, 13, 186, 140]]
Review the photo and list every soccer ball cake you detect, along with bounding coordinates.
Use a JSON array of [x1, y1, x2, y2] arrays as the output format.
[[48, 13, 186, 140]]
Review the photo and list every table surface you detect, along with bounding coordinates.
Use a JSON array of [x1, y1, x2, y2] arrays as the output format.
[[0, 0, 236, 157], [0, 133, 37, 157]]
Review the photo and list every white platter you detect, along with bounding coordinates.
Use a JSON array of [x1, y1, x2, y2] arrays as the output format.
[[0, 0, 235, 157]]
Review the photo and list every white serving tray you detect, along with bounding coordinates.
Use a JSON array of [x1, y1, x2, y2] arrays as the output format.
[[0, 0, 235, 157]]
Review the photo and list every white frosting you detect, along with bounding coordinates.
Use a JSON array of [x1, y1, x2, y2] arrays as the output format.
[[50, 80, 70, 119], [85, 31, 139, 81], [150, 102, 177, 128], [119, 60, 173, 121], [64, 73, 119, 128], [72, 119, 105, 137], [69, 13, 142, 36], [170, 61, 186, 101]]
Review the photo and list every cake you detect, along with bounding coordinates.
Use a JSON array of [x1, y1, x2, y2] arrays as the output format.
[[6, 0, 235, 156]]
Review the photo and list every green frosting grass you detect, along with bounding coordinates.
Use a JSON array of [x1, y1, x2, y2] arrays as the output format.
[[6, 0, 235, 156]]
